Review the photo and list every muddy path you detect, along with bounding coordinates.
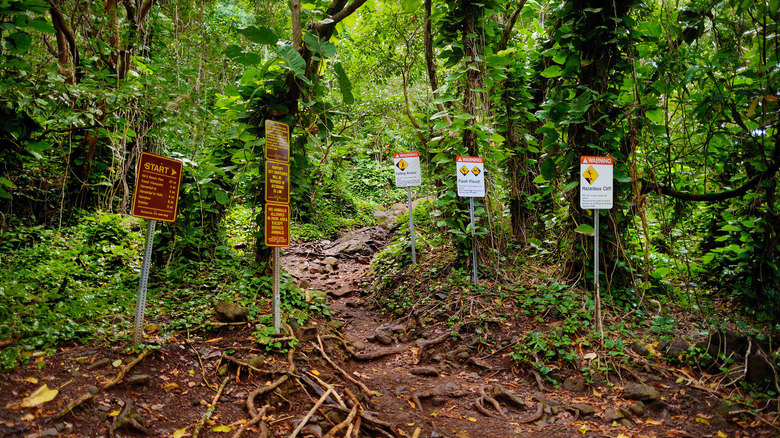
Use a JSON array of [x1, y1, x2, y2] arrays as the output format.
[[0, 220, 777, 437]]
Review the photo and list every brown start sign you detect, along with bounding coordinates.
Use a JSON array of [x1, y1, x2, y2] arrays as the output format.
[[265, 161, 290, 204], [131, 152, 183, 223], [264, 203, 290, 247]]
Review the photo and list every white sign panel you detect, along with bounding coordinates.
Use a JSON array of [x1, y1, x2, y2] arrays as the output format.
[[580, 156, 613, 209], [456, 156, 485, 197], [394, 152, 421, 187]]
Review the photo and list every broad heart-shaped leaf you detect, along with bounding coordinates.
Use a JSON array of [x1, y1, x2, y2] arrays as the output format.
[[5, 31, 31, 53], [276, 45, 311, 85], [304, 32, 336, 58], [540, 157, 557, 181], [540, 65, 562, 78], [333, 62, 354, 104], [237, 26, 277, 45], [574, 224, 595, 236]]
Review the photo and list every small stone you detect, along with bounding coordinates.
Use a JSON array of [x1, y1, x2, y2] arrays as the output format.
[[410, 366, 440, 377], [434, 293, 447, 300], [625, 401, 646, 417], [127, 374, 150, 386], [328, 319, 345, 330], [351, 341, 366, 352], [218, 364, 229, 376], [41, 427, 59, 437], [455, 351, 471, 362], [111, 314, 126, 325], [665, 340, 690, 358], [562, 377, 586, 393], [345, 300, 360, 308], [215, 302, 249, 322], [571, 403, 595, 416], [603, 408, 625, 422], [322, 256, 339, 268], [630, 342, 650, 357], [623, 383, 660, 402], [248, 356, 266, 369], [374, 329, 393, 345]]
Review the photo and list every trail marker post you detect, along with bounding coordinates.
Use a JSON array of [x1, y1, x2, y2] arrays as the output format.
[[393, 152, 422, 264], [264, 120, 291, 334], [455, 156, 485, 285], [580, 156, 614, 342], [131, 152, 183, 346]]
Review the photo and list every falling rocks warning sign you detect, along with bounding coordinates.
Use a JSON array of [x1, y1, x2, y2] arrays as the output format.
[[580, 156, 613, 210], [393, 152, 421, 187]]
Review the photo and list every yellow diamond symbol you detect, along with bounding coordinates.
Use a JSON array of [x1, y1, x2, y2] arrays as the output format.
[[472, 166, 481, 176], [460, 165, 470, 176], [584, 165, 599, 185], [397, 159, 408, 171]]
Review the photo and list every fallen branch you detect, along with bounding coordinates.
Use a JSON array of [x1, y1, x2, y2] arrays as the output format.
[[289, 388, 333, 438], [192, 376, 230, 438]]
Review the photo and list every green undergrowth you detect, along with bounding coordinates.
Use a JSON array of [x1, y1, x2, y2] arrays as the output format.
[[0, 213, 328, 370]]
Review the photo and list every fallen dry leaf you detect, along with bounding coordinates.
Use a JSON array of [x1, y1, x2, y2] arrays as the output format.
[[173, 427, 188, 438], [20, 384, 59, 408], [212, 424, 232, 432]]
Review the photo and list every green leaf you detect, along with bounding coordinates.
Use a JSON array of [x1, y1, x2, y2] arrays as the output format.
[[304, 32, 336, 57], [333, 62, 354, 104], [276, 46, 311, 85], [27, 19, 54, 33], [574, 224, 595, 236], [5, 31, 31, 53], [237, 26, 278, 45], [540, 157, 557, 181], [215, 190, 229, 205], [401, 0, 418, 12], [540, 65, 562, 78]]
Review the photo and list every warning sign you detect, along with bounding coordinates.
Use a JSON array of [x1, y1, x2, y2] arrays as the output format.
[[265, 161, 290, 204], [264, 203, 290, 247], [456, 156, 485, 197], [394, 152, 421, 187], [131, 152, 183, 223], [580, 156, 613, 209]]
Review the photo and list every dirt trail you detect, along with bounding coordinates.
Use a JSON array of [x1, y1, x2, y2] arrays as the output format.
[[0, 219, 777, 437]]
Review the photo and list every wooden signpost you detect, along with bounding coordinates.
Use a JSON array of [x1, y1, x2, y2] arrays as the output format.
[[131, 152, 183, 346], [264, 120, 291, 333]]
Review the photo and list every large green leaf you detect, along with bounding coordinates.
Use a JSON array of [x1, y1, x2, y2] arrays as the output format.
[[540, 157, 557, 181], [304, 32, 336, 58], [27, 19, 54, 33], [5, 31, 31, 53], [276, 45, 311, 85], [333, 62, 354, 104], [237, 26, 278, 45]]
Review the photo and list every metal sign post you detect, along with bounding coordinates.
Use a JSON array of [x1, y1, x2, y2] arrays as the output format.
[[131, 152, 183, 346], [407, 187, 416, 264], [469, 197, 477, 285], [133, 219, 156, 346], [265, 120, 291, 334], [580, 156, 613, 343], [456, 156, 485, 286], [394, 152, 422, 265]]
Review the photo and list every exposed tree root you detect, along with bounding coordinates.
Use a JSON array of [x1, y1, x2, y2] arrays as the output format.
[[109, 399, 149, 437], [192, 376, 229, 438], [315, 334, 375, 396], [49, 348, 154, 422], [289, 388, 333, 438], [417, 332, 452, 359], [231, 406, 269, 438]]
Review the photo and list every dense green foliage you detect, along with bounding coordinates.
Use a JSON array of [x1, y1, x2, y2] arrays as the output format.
[[1, 0, 778, 370]]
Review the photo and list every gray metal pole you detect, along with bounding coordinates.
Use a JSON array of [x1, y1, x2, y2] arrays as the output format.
[[133, 219, 156, 346], [470, 197, 478, 285], [273, 247, 281, 333], [407, 186, 416, 265], [594, 210, 604, 341]]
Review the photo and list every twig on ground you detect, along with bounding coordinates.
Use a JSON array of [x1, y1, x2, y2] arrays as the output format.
[[192, 376, 230, 438], [289, 388, 333, 438]]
